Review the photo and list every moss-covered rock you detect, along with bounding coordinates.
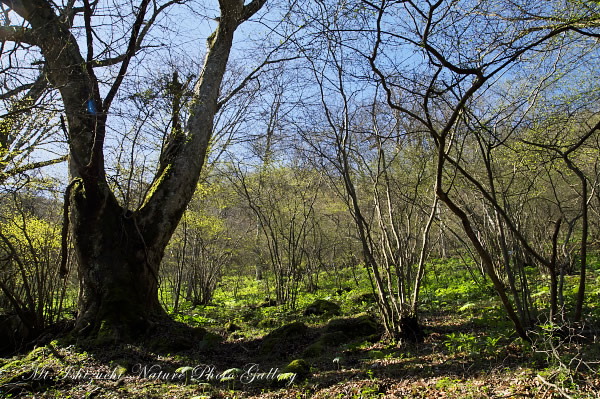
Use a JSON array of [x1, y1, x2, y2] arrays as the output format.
[[302, 331, 348, 358], [303, 299, 341, 316], [0, 346, 57, 390], [263, 322, 308, 341], [197, 332, 223, 350], [149, 325, 212, 352], [283, 359, 311, 381], [302, 341, 324, 358], [257, 318, 277, 328], [241, 309, 254, 322], [0, 346, 45, 384], [225, 322, 241, 332], [109, 359, 130, 378], [258, 298, 277, 308], [260, 322, 308, 357], [326, 314, 379, 339], [319, 331, 347, 346], [335, 287, 352, 296], [351, 292, 377, 304], [302, 316, 379, 359]]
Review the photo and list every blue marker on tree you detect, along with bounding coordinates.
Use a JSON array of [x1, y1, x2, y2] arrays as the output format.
[[87, 99, 96, 115]]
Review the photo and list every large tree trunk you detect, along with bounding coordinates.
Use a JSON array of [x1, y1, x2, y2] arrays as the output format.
[[70, 189, 169, 339]]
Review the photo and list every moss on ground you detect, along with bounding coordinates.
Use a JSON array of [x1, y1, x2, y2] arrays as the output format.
[[303, 331, 347, 358], [326, 314, 379, 339], [260, 321, 308, 357], [283, 359, 311, 380], [303, 299, 341, 316]]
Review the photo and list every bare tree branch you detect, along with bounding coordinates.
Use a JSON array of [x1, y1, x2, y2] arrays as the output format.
[[0, 26, 38, 44], [217, 56, 299, 110]]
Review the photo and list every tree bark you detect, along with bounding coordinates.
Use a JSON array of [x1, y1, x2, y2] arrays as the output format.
[[71, 189, 166, 339], [549, 218, 562, 320]]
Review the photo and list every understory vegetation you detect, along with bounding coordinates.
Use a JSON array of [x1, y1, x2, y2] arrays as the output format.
[[1, 255, 599, 398]]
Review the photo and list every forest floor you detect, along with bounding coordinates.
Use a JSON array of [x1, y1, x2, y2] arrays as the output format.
[[2, 260, 600, 398], [1, 309, 599, 398]]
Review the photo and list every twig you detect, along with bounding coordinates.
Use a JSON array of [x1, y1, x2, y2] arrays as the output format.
[[536, 373, 573, 399]]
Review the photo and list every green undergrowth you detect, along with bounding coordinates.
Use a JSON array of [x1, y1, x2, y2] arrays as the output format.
[[2, 256, 599, 398]]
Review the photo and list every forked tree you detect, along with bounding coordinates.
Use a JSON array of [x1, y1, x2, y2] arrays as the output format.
[[0, 0, 266, 340]]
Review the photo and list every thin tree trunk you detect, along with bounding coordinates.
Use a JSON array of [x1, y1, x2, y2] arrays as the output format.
[[565, 163, 588, 322], [549, 218, 561, 320], [434, 141, 530, 342], [411, 197, 438, 315]]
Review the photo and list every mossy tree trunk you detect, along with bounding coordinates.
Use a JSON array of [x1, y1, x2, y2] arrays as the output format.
[[1, 0, 267, 339], [69, 188, 168, 339]]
